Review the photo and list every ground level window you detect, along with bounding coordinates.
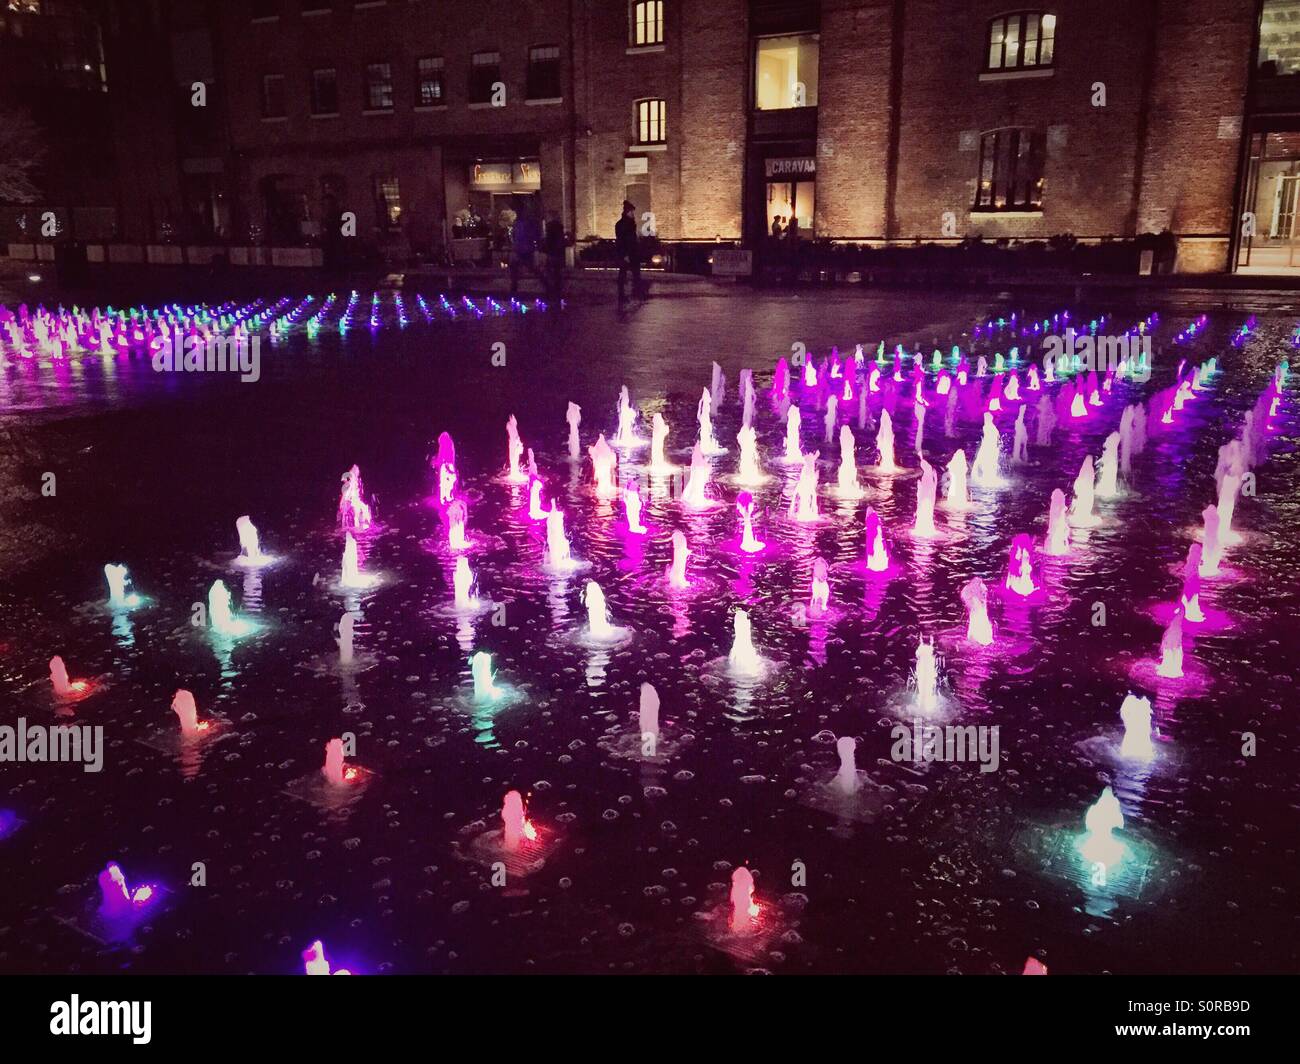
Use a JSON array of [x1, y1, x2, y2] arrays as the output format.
[[373, 177, 401, 230], [975, 128, 1044, 210]]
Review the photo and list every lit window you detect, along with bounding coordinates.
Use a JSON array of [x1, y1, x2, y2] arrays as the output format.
[[261, 73, 286, 117], [416, 56, 444, 106], [527, 45, 562, 100], [365, 62, 394, 110], [374, 177, 401, 230], [631, 1, 663, 46], [311, 68, 338, 114], [469, 50, 502, 104], [1259, 0, 1300, 75], [754, 34, 819, 110], [986, 12, 1056, 71], [975, 128, 1045, 210], [635, 98, 666, 145]]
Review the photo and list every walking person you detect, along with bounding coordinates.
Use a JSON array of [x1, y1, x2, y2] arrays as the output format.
[[543, 211, 566, 303], [508, 212, 543, 296], [615, 199, 644, 303]]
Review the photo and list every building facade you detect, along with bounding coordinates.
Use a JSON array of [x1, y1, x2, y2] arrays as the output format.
[[6, 0, 1288, 274]]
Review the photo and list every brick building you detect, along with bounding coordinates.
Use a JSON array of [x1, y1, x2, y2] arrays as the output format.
[[8, 0, 1290, 274]]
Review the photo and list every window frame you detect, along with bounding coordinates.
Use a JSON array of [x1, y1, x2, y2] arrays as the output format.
[[634, 97, 667, 146], [469, 50, 502, 105], [310, 66, 339, 115], [363, 60, 395, 112], [415, 55, 445, 107], [984, 11, 1056, 73], [526, 44, 562, 101], [630, 1, 664, 47], [973, 127, 1045, 212], [260, 73, 286, 118], [752, 31, 820, 111], [373, 176, 402, 231]]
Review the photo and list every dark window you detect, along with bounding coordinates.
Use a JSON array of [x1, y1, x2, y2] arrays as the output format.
[[975, 128, 1045, 210], [631, 1, 663, 46], [527, 45, 561, 100], [310, 68, 338, 114], [416, 56, 444, 106], [261, 74, 286, 117], [374, 177, 401, 230], [986, 12, 1056, 71], [469, 51, 501, 104], [251, 0, 278, 20], [635, 98, 666, 145], [364, 62, 394, 110]]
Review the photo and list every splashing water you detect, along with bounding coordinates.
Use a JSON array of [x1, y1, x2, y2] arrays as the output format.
[[1180, 544, 1204, 621], [98, 862, 153, 918], [905, 640, 938, 720], [649, 413, 675, 473], [736, 425, 766, 485], [1119, 694, 1155, 761], [783, 406, 803, 464], [588, 434, 618, 499], [663, 530, 693, 589], [836, 425, 862, 497], [104, 563, 141, 608], [788, 453, 821, 522], [582, 580, 619, 639], [209, 579, 255, 637], [447, 499, 470, 551], [945, 449, 971, 509], [171, 689, 207, 736], [613, 386, 640, 447], [913, 459, 938, 536], [528, 477, 548, 520], [697, 387, 726, 455], [336, 611, 357, 664], [1156, 610, 1185, 678], [1003, 534, 1036, 596], [736, 492, 765, 553], [545, 507, 576, 569], [681, 443, 713, 509], [864, 508, 890, 572], [835, 736, 859, 795], [1044, 489, 1070, 556], [302, 940, 351, 976], [566, 401, 582, 458], [1081, 786, 1125, 865], [875, 409, 898, 472], [961, 577, 994, 646], [322, 737, 353, 786], [730, 867, 760, 932], [970, 413, 1002, 487], [639, 682, 660, 747], [470, 651, 502, 701], [1096, 432, 1121, 499], [453, 557, 477, 609], [505, 415, 527, 483], [338, 465, 372, 531], [235, 515, 269, 566], [340, 533, 374, 589], [728, 609, 762, 676], [809, 557, 831, 613], [501, 790, 536, 851], [1067, 456, 1099, 527], [49, 655, 73, 696], [624, 484, 648, 534], [1199, 505, 1223, 576]]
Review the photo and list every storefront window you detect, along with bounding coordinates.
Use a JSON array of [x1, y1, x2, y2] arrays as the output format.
[[754, 34, 819, 110], [1238, 130, 1300, 272]]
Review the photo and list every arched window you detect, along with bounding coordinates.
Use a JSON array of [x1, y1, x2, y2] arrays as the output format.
[[975, 128, 1045, 211], [986, 12, 1056, 72]]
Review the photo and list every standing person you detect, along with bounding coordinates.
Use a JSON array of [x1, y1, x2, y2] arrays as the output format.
[[509, 212, 542, 296], [615, 199, 644, 303], [543, 211, 566, 303], [770, 215, 785, 240]]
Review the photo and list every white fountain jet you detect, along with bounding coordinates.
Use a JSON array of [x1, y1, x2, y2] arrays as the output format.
[[875, 409, 899, 472], [788, 452, 821, 522], [208, 579, 255, 637], [336, 611, 358, 664], [624, 483, 648, 534], [1156, 610, 1185, 679], [340, 533, 377, 589], [809, 558, 831, 615], [649, 413, 676, 474], [1096, 431, 1122, 499], [864, 508, 890, 572], [1081, 786, 1125, 865], [639, 682, 660, 753], [501, 790, 535, 851], [566, 401, 582, 459], [588, 434, 619, 500], [545, 506, 578, 570], [104, 563, 142, 608], [913, 637, 939, 713], [944, 449, 971, 510], [665, 530, 692, 589], [453, 557, 477, 609], [960, 577, 994, 646], [728, 608, 763, 677], [170, 689, 209, 737], [835, 736, 859, 795], [782, 406, 803, 464], [612, 386, 642, 448], [681, 443, 714, 509], [1043, 488, 1070, 556], [736, 425, 768, 486], [1067, 456, 1100, 527], [736, 492, 765, 553], [505, 415, 528, 483], [912, 459, 938, 537], [1199, 505, 1223, 577], [835, 425, 863, 498], [582, 580, 621, 640], [697, 387, 727, 455], [969, 413, 1003, 487], [235, 515, 272, 567], [1119, 694, 1155, 761], [470, 651, 503, 701]]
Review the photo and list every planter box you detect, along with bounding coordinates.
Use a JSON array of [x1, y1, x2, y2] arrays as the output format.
[[271, 246, 322, 268], [146, 244, 184, 265], [108, 245, 145, 264]]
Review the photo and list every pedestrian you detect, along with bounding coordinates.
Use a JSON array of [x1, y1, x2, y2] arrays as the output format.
[[771, 215, 785, 240], [615, 199, 644, 303], [543, 211, 566, 302], [509, 213, 543, 296]]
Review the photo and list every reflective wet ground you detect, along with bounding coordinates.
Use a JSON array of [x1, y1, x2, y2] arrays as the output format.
[[1, 289, 1297, 974]]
